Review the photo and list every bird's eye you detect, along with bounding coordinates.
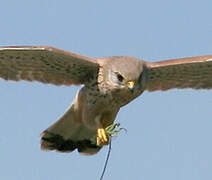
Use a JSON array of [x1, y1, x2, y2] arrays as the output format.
[[116, 73, 124, 82]]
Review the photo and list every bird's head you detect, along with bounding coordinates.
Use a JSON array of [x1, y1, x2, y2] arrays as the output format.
[[103, 56, 147, 97]]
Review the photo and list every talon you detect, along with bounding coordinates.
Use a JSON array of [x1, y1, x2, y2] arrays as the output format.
[[96, 128, 109, 146]]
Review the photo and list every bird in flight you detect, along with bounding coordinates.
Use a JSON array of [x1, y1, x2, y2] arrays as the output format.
[[0, 46, 212, 155]]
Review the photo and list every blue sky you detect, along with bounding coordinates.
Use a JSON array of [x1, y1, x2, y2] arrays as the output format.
[[1, 0, 212, 179]]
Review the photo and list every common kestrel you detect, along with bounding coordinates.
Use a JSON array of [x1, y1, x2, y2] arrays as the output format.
[[0, 46, 212, 155]]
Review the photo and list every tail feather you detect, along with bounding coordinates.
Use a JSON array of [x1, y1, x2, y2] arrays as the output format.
[[40, 104, 101, 155]]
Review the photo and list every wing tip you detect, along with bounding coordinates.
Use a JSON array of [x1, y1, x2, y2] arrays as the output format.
[[0, 45, 54, 51]]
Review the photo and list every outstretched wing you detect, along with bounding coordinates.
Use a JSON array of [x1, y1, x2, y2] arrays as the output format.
[[0, 46, 99, 86], [145, 55, 212, 91]]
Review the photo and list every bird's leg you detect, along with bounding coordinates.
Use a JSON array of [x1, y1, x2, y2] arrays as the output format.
[[90, 123, 124, 146], [96, 128, 109, 146]]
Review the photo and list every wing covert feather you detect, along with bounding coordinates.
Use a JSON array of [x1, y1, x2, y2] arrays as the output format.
[[145, 56, 212, 91], [0, 46, 99, 86]]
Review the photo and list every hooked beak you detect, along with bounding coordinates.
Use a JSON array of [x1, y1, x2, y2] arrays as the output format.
[[127, 81, 136, 90]]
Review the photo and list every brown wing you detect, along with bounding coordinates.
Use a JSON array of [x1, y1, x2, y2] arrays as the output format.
[[145, 55, 212, 91], [0, 46, 99, 86]]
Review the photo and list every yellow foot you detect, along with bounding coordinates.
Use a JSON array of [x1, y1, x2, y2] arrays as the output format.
[[96, 128, 109, 146]]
